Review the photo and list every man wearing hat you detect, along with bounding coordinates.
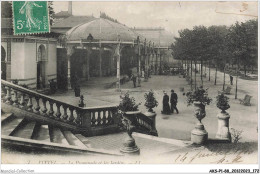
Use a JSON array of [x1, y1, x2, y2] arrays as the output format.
[[170, 89, 179, 114]]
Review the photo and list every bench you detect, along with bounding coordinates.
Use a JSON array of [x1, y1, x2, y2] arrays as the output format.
[[218, 86, 232, 95], [239, 94, 252, 106]]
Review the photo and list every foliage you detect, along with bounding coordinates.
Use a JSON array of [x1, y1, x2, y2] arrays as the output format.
[[172, 20, 258, 74], [230, 128, 243, 143], [118, 92, 140, 113], [216, 92, 230, 111], [48, 1, 55, 26], [186, 86, 212, 106], [144, 90, 158, 112], [100, 12, 119, 23]]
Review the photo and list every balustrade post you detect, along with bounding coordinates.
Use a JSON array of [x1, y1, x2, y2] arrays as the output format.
[[34, 97, 40, 114], [48, 101, 54, 117], [1, 85, 6, 102], [19, 93, 25, 109], [12, 90, 19, 107], [74, 109, 82, 125], [62, 105, 68, 121], [112, 108, 120, 125], [144, 112, 158, 136], [97, 111, 101, 125], [107, 110, 112, 124], [41, 99, 48, 116], [81, 110, 92, 131], [102, 110, 107, 125], [69, 107, 74, 122], [56, 103, 61, 119], [27, 96, 33, 111], [5, 86, 12, 104]]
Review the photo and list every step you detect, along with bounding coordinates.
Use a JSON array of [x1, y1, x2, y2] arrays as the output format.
[[62, 130, 86, 148], [1, 117, 24, 136], [1, 113, 14, 125], [49, 126, 70, 145], [74, 134, 92, 148], [11, 120, 37, 139], [32, 125, 51, 142]]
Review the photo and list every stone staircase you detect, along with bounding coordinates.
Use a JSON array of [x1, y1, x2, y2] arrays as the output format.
[[1, 110, 121, 156], [1, 79, 161, 156]]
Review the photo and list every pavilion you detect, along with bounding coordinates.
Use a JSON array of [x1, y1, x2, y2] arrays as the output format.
[[63, 18, 154, 90]]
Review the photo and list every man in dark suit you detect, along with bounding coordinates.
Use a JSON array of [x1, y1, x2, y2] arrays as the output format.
[[170, 89, 179, 114]]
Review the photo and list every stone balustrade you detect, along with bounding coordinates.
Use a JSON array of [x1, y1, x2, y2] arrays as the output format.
[[135, 112, 158, 136], [1, 80, 120, 136]]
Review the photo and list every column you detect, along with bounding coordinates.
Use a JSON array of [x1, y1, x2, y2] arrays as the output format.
[[86, 47, 92, 80], [99, 46, 103, 77], [67, 55, 72, 90], [116, 44, 121, 91]]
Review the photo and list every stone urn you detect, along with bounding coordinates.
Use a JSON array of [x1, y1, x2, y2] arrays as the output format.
[[120, 111, 140, 154], [191, 101, 208, 145]]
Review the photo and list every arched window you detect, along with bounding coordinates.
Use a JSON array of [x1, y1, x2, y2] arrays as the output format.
[[37, 44, 46, 61], [1, 46, 6, 62]]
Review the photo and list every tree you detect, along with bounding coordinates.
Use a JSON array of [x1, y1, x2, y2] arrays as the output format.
[[207, 25, 228, 85], [100, 12, 119, 23], [48, 1, 55, 26]]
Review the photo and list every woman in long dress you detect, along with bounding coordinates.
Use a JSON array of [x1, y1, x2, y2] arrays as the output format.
[[161, 91, 171, 115]]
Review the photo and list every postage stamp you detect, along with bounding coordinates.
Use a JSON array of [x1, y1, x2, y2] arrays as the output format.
[[12, 1, 50, 35]]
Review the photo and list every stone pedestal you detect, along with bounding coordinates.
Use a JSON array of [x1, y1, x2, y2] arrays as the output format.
[[120, 135, 140, 155], [191, 122, 208, 145], [120, 111, 140, 155], [216, 111, 231, 142], [144, 111, 158, 136]]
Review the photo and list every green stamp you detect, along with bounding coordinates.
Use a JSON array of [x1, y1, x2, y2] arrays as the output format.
[[12, 1, 50, 35]]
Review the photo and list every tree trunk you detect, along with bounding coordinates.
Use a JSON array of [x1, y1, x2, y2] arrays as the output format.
[[190, 59, 193, 90], [244, 65, 246, 77], [201, 59, 203, 88], [194, 60, 197, 90], [204, 61, 207, 77], [214, 66, 217, 85], [208, 60, 211, 81], [235, 57, 239, 99], [223, 66, 226, 91]]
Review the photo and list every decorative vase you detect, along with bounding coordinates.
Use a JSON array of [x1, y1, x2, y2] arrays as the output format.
[[216, 110, 231, 142], [191, 101, 208, 145]]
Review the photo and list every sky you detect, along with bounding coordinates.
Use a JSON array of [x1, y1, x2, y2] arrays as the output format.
[[53, 1, 258, 36]]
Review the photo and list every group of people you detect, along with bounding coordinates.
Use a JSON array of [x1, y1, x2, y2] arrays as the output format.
[[162, 90, 179, 115]]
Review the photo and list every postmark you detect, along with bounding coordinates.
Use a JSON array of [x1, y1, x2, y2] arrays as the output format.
[[12, 1, 50, 35]]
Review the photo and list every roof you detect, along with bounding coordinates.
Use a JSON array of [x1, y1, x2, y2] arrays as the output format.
[[66, 18, 141, 43], [1, 18, 12, 29], [134, 28, 174, 47], [52, 15, 96, 29]]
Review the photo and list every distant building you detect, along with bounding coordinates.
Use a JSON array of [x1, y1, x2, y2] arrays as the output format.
[[1, 18, 57, 89], [133, 27, 179, 71]]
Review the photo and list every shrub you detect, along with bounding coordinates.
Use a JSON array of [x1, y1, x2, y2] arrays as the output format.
[[216, 92, 230, 111], [186, 86, 212, 106], [118, 92, 140, 113], [144, 90, 158, 112], [230, 128, 243, 143]]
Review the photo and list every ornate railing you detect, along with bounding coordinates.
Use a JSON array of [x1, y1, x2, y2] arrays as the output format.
[[1, 80, 120, 136], [134, 112, 158, 136]]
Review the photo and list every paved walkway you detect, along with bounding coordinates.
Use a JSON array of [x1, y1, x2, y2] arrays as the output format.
[[49, 70, 258, 142]]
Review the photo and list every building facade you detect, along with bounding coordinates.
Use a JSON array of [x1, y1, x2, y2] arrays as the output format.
[[1, 18, 57, 89]]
